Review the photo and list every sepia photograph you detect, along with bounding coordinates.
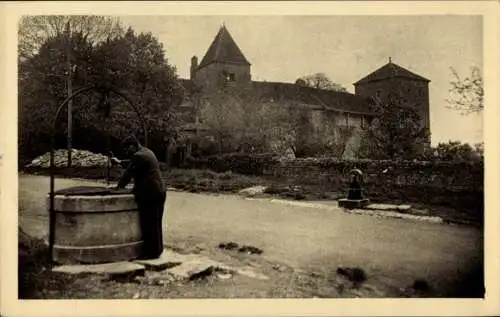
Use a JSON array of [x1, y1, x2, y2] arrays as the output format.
[[2, 1, 499, 316]]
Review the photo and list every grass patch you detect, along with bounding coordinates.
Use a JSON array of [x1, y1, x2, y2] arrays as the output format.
[[18, 227, 78, 299], [163, 169, 272, 194]]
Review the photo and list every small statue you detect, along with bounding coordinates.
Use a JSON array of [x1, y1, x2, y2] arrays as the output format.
[[338, 168, 370, 209], [347, 168, 364, 200]]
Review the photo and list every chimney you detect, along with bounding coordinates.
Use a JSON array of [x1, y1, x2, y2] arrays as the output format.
[[190, 55, 198, 80]]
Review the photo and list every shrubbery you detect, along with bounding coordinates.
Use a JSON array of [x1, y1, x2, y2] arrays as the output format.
[[183, 152, 483, 176], [185, 152, 279, 175]]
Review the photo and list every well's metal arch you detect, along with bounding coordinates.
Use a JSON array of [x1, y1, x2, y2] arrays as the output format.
[[48, 84, 148, 263]]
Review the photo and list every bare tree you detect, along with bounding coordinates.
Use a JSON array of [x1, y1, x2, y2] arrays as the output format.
[[198, 88, 356, 157], [199, 90, 246, 153], [18, 15, 124, 59], [332, 125, 356, 158], [446, 66, 483, 115], [259, 102, 299, 155], [296, 73, 347, 92]]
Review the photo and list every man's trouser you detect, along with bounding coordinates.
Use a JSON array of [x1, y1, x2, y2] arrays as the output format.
[[136, 191, 166, 258]]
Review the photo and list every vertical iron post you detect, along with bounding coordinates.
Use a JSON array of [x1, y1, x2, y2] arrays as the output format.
[[66, 20, 73, 168], [48, 136, 56, 263], [47, 85, 149, 262]]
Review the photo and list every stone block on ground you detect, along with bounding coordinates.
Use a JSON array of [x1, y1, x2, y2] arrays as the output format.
[[396, 204, 412, 211], [365, 203, 412, 211], [349, 209, 443, 223], [132, 248, 271, 282], [238, 186, 268, 197], [215, 272, 233, 280], [338, 198, 370, 209], [167, 259, 217, 280], [52, 261, 145, 279], [133, 249, 186, 271], [365, 203, 397, 210], [411, 208, 430, 215]]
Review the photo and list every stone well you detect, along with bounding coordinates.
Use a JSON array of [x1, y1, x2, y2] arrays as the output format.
[[48, 186, 143, 264]]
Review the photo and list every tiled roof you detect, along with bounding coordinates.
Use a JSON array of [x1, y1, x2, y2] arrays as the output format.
[[251, 81, 376, 115], [197, 25, 251, 69], [178, 79, 376, 115], [354, 62, 430, 85]]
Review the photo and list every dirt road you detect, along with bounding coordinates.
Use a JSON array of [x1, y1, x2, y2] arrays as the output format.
[[19, 174, 483, 297]]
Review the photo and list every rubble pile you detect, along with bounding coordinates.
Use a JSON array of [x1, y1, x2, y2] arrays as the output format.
[[27, 149, 110, 168]]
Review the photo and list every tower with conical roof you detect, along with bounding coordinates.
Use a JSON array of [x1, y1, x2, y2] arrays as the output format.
[[354, 59, 431, 149], [190, 23, 251, 91]]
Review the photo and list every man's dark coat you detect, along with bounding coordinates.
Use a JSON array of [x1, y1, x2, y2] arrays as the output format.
[[118, 146, 166, 258]]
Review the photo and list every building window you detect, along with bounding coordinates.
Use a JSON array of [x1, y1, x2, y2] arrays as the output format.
[[223, 71, 235, 82]]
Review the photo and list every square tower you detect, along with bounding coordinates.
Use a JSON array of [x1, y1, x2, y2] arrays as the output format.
[[191, 24, 251, 92], [354, 59, 431, 149]]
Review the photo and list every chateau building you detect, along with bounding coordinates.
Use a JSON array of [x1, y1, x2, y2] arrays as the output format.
[[175, 24, 431, 158]]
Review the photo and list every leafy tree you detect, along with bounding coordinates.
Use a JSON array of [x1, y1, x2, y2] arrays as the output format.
[[331, 125, 357, 158], [18, 31, 95, 161], [18, 26, 184, 162], [296, 73, 347, 92], [357, 95, 429, 160], [18, 15, 123, 60], [79, 27, 184, 158], [424, 141, 483, 162], [447, 66, 483, 115], [474, 142, 484, 158]]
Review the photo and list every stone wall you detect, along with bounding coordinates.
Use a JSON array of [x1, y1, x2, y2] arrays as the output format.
[[194, 62, 251, 91], [262, 158, 483, 217]]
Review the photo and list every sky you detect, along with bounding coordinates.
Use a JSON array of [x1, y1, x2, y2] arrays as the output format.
[[118, 15, 483, 146]]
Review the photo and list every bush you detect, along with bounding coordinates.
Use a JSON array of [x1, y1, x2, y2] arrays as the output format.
[[184, 152, 279, 176]]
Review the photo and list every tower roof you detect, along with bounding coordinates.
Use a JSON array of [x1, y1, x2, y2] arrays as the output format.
[[354, 61, 430, 85], [198, 24, 251, 69]]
